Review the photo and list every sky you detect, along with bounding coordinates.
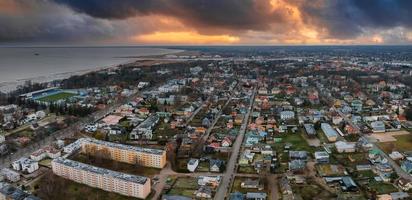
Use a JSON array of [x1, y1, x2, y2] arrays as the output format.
[[1, 0, 412, 45]]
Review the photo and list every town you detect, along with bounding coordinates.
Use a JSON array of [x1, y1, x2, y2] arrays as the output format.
[[1, 46, 412, 200]]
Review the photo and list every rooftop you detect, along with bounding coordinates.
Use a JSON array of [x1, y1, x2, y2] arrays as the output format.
[[53, 157, 148, 184], [79, 138, 165, 155]]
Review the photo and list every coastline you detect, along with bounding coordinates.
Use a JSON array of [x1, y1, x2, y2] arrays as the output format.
[[0, 48, 184, 93]]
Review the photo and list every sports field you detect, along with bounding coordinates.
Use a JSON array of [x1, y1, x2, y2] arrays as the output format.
[[36, 92, 76, 102]]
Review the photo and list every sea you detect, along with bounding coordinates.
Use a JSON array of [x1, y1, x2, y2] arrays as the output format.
[[0, 47, 182, 92]]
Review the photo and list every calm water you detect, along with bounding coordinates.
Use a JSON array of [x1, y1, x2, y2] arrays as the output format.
[[0, 47, 181, 92]]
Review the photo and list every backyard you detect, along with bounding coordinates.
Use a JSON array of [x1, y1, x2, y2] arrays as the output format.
[[166, 177, 198, 198]]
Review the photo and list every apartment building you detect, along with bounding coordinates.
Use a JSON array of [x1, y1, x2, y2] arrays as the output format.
[[70, 138, 166, 168], [52, 157, 151, 199]]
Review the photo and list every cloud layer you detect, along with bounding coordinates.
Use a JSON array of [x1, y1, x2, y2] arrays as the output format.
[[0, 0, 412, 44]]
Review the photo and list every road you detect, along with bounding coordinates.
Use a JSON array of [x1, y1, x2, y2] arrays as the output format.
[[214, 86, 257, 200], [152, 86, 237, 200]]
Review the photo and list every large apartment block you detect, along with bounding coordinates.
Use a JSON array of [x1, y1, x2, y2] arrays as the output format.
[[52, 157, 151, 199], [79, 138, 166, 168]]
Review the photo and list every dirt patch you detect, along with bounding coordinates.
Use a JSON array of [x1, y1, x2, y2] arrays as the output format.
[[370, 130, 410, 142]]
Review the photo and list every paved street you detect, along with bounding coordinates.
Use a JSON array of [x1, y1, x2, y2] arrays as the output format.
[[214, 86, 257, 200]]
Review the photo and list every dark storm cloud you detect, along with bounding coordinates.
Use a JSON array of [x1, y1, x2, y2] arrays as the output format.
[[54, 0, 283, 32], [296, 0, 412, 39], [54, 0, 412, 39], [0, 0, 125, 43], [1, 0, 412, 43]]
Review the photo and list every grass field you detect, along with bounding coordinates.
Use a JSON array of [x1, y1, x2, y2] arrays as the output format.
[[378, 134, 412, 153], [272, 132, 316, 153], [37, 92, 76, 102]]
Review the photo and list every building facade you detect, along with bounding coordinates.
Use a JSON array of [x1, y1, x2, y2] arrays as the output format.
[[52, 157, 151, 199], [78, 138, 166, 168]]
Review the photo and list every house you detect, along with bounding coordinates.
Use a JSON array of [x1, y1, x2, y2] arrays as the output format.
[[194, 186, 212, 199], [0, 184, 39, 200], [335, 141, 356, 153], [321, 123, 338, 142], [241, 179, 260, 189], [389, 151, 404, 160], [246, 192, 267, 200], [340, 176, 358, 192], [1, 168, 20, 182], [198, 176, 221, 187], [235, 114, 244, 125], [332, 116, 343, 125], [396, 178, 412, 191], [377, 194, 391, 200], [288, 160, 306, 171], [130, 115, 159, 140], [245, 134, 261, 147], [12, 157, 39, 173], [30, 145, 61, 161], [221, 137, 233, 147], [401, 160, 412, 174], [391, 192, 410, 200], [279, 176, 293, 195], [187, 159, 199, 172], [289, 151, 308, 160], [314, 151, 330, 164], [210, 159, 223, 172], [371, 121, 386, 133], [230, 192, 244, 200], [351, 100, 363, 112], [303, 124, 316, 137], [261, 146, 274, 156], [239, 150, 255, 166], [280, 111, 295, 120]]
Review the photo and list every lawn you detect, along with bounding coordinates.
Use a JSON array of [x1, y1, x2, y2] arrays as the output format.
[[37, 92, 76, 102], [174, 177, 198, 189], [367, 181, 398, 194], [238, 166, 256, 174], [197, 161, 209, 172], [354, 170, 376, 180], [292, 181, 336, 200], [378, 134, 412, 153], [272, 132, 316, 153]]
